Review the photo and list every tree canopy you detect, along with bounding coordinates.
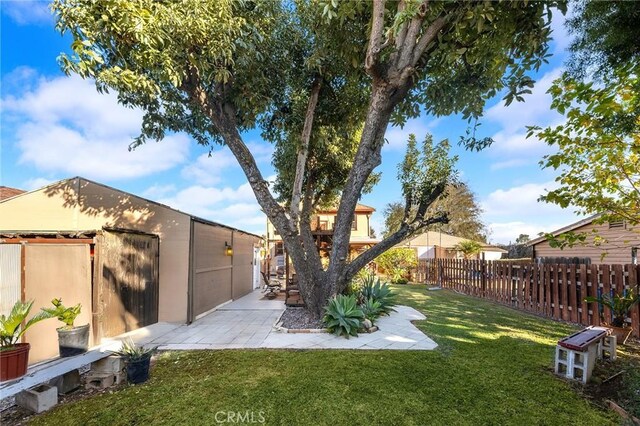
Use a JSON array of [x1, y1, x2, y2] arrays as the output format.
[[529, 63, 639, 226], [52, 0, 562, 316], [383, 181, 485, 241], [566, 0, 640, 80]]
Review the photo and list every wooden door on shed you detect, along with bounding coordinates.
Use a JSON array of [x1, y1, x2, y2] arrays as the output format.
[[96, 230, 159, 338]]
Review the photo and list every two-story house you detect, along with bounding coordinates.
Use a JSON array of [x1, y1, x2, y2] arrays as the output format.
[[265, 203, 380, 276]]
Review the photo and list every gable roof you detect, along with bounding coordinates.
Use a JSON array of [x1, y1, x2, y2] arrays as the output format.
[[527, 214, 602, 246], [0, 176, 262, 239], [316, 203, 375, 214], [0, 186, 25, 201], [400, 230, 507, 253]]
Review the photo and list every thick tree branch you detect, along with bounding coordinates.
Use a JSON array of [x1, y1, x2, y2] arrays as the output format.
[[300, 180, 323, 267], [396, 1, 429, 69], [290, 76, 322, 226], [365, 0, 387, 79], [345, 212, 448, 280], [412, 16, 446, 66]]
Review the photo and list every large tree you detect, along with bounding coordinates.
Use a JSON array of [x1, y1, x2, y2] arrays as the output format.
[[566, 0, 640, 80], [383, 182, 486, 241], [52, 0, 561, 317]]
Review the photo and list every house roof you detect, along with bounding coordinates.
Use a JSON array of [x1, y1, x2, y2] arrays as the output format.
[[0, 177, 263, 239], [0, 186, 25, 201], [317, 203, 375, 214], [527, 214, 602, 246], [400, 231, 507, 253]]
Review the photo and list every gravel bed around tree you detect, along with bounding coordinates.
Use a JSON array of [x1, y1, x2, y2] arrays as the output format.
[[279, 308, 324, 330]]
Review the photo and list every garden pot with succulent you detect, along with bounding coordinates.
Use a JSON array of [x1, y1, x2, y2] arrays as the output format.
[[114, 339, 157, 384], [41, 298, 89, 357], [585, 288, 639, 345], [1, 300, 52, 381]]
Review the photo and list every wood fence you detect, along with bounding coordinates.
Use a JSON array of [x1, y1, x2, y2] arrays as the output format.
[[416, 259, 640, 338]]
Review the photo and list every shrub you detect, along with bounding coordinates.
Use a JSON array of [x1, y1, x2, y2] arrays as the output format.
[[323, 294, 364, 338], [359, 274, 396, 315], [375, 248, 417, 282], [394, 277, 409, 285]]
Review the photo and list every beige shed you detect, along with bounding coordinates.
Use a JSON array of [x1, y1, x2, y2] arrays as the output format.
[[0, 177, 263, 363]]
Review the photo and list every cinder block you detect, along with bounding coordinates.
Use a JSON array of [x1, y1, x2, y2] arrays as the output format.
[[85, 371, 126, 390], [91, 356, 125, 374], [48, 369, 81, 395], [15, 384, 58, 414]]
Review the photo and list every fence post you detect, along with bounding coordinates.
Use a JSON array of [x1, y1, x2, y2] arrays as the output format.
[[481, 259, 487, 297]]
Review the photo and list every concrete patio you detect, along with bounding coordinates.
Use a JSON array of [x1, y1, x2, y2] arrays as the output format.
[[141, 289, 438, 351]]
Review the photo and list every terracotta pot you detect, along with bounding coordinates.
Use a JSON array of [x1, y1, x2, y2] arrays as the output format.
[[605, 325, 633, 345], [0, 343, 30, 382]]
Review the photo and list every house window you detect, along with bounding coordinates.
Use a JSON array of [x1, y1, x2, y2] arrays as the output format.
[[633, 247, 638, 265], [609, 220, 625, 229], [332, 215, 357, 230], [275, 242, 284, 256]]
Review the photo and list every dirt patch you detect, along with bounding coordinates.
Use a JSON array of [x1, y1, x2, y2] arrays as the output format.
[[1, 380, 127, 425], [582, 338, 640, 420], [278, 308, 324, 330]]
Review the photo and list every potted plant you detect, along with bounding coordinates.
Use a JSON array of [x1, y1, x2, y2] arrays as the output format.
[[585, 288, 639, 344], [1, 300, 52, 381], [41, 298, 89, 357], [113, 339, 157, 384]]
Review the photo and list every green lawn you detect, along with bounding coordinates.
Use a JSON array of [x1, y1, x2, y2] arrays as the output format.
[[32, 286, 620, 425]]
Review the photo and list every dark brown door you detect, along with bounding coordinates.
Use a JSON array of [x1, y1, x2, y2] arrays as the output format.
[[96, 230, 159, 337]]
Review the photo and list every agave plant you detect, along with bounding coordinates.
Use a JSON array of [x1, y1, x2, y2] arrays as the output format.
[[585, 288, 639, 328], [1, 300, 53, 348], [361, 297, 383, 323], [359, 274, 396, 315], [323, 294, 364, 338], [113, 338, 157, 361]]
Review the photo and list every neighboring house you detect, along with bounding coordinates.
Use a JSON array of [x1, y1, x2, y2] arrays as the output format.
[[0, 185, 25, 201], [528, 215, 639, 265], [398, 230, 507, 260], [0, 177, 262, 363], [265, 203, 380, 274]]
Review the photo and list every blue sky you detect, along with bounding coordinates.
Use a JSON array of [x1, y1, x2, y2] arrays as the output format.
[[1, 2, 583, 243]]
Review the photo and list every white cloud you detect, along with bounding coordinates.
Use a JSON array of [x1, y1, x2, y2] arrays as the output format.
[[157, 182, 265, 234], [550, 5, 573, 55], [182, 142, 273, 186], [142, 184, 176, 199], [481, 180, 560, 218], [383, 117, 442, 152], [487, 221, 566, 245], [2, 73, 190, 180], [489, 158, 530, 171], [22, 177, 54, 190], [481, 180, 584, 244], [484, 68, 565, 168], [2, 0, 52, 26]]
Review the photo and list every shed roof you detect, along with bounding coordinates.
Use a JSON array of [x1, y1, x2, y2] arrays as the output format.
[[0, 177, 263, 239]]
